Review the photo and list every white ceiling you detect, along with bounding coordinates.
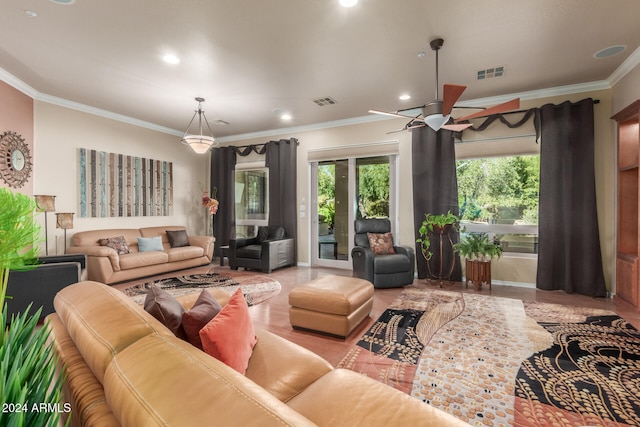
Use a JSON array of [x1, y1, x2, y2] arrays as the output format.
[[1, 0, 639, 141]]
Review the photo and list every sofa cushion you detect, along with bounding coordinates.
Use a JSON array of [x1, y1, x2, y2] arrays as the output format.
[[373, 253, 412, 274], [103, 334, 316, 427], [236, 244, 262, 259], [138, 236, 163, 252], [287, 369, 468, 426], [53, 281, 174, 384], [167, 246, 205, 262], [182, 290, 222, 349], [98, 235, 131, 255], [200, 289, 257, 374], [119, 251, 169, 270], [144, 286, 187, 340], [367, 232, 396, 255], [166, 229, 190, 248]]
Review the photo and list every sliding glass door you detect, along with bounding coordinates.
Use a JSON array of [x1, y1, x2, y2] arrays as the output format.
[[312, 155, 395, 268]]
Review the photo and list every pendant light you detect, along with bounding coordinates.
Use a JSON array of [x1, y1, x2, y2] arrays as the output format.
[[181, 97, 218, 154]]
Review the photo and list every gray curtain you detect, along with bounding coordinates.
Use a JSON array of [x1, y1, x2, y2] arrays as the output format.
[[536, 98, 607, 297], [266, 138, 298, 257], [411, 127, 462, 281], [210, 146, 237, 257]]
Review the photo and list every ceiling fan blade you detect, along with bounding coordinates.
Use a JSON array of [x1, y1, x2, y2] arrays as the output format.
[[455, 98, 520, 122], [369, 109, 425, 121], [442, 123, 473, 132], [442, 84, 466, 116]]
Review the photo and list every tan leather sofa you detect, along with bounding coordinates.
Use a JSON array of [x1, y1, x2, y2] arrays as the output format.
[[66, 226, 214, 284], [47, 281, 468, 427]]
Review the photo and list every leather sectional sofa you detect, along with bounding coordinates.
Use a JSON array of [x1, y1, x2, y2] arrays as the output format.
[[47, 281, 468, 426], [66, 226, 214, 284]]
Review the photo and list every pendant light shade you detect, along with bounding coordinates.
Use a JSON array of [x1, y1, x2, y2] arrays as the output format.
[[181, 97, 218, 154]]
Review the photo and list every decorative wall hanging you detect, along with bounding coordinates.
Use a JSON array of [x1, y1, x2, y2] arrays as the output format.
[[0, 131, 33, 188], [78, 148, 173, 218]]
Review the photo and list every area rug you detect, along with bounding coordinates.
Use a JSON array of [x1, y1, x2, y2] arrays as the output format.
[[122, 271, 281, 306], [338, 288, 640, 427]]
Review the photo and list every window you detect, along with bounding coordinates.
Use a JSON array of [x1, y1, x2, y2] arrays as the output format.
[[235, 167, 268, 238], [456, 155, 539, 254]]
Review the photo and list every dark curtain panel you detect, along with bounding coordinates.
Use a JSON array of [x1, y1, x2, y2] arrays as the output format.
[[266, 138, 298, 257], [536, 98, 607, 297], [411, 127, 462, 281], [210, 146, 237, 257]]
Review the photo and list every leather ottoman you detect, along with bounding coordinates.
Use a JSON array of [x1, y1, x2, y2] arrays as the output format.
[[289, 275, 374, 338]]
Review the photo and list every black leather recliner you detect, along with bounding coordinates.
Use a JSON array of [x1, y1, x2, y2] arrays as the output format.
[[351, 218, 415, 288], [229, 226, 295, 273]]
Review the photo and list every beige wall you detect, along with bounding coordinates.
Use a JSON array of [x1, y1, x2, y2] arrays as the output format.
[[0, 81, 34, 194], [33, 102, 210, 255], [613, 64, 640, 115], [225, 89, 618, 289]]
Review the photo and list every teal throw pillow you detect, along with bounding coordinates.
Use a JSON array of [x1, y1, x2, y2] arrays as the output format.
[[138, 236, 164, 252]]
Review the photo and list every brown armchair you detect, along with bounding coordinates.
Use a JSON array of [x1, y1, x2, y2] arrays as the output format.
[[229, 226, 295, 273]]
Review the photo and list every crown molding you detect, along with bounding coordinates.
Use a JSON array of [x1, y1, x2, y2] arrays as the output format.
[[37, 92, 182, 136], [2, 50, 639, 142], [607, 46, 640, 87]]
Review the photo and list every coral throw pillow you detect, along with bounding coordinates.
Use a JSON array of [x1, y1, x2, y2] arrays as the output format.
[[199, 288, 257, 374], [367, 232, 396, 255], [182, 290, 223, 349]]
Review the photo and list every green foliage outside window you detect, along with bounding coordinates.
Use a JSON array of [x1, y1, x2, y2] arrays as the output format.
[[457, 155, 539, 224]]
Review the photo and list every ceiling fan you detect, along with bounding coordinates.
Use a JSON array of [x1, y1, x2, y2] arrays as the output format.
[[369, 38, 520, 133]]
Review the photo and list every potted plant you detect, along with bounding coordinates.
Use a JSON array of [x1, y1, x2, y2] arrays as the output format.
[[1, 188, 67, 426], [454, 232, 502, 290], [416, 211, 460, 280]]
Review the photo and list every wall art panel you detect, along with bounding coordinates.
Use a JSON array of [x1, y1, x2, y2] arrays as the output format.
[[78, 148, 173, 217]]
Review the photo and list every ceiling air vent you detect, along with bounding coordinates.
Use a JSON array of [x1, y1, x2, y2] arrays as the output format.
[[313, 96, 338, 106], [477, 66, 505, 80]]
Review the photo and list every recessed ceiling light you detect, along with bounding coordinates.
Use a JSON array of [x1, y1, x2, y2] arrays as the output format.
[[281, 114, 293, 121], [163, 54, 180, 64], [25, 10, 38, 17], [399, 94, 411, 101], [49, 0, 76, 4], [593, 45, 626, 59], [339, 0, 358, 7]]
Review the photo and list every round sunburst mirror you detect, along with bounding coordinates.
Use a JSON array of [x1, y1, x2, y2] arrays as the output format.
[[0, 131, 33, 188]]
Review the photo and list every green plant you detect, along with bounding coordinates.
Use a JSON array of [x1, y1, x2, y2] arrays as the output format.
[[454, 232, 503, 261], [416, 211, 460, 261], [0, 188, 67, 427]]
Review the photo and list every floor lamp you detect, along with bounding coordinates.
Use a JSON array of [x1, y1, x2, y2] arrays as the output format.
[[55, 212, 74, 254], [34, 195, 56, 256]]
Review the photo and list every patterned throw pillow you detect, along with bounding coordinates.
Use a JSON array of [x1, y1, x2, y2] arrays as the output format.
[[367, 232, 396, 255], [98, 235, 131, 255]]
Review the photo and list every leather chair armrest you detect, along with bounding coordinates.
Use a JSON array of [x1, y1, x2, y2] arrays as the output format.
[[394, 245, 416, 275], [261, 238, 295, 273], [351, 246, 375, 283], [246, 329, 333, 403], [394, 245, 415, 260], [188, 235, 215, 260]]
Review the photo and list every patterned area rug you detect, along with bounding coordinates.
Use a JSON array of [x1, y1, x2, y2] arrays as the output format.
[[338, 288, 640, 427], [122, 271, 281, 306]]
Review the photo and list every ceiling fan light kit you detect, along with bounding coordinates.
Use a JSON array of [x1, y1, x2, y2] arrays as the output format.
[[370, 37, 520, 133], [181, 97, 219, 154]]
